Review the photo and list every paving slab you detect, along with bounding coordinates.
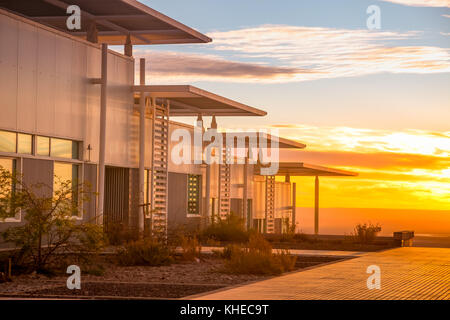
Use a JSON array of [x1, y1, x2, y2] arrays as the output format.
[[193, 247, 450, 300]]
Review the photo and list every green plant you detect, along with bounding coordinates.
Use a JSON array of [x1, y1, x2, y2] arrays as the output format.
[[117, 239, 174, 266], [352, 223, 382, 244], [200, 212, 249, 243], [0, 166, 105, 274]]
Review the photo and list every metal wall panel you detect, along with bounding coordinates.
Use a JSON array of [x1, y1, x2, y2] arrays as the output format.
[[167, 172, 188, 230], [22, 158, 53, 197], [0, 14, 18, 130], [36, 28, 56, 135], [83, 163, 98, 222], [54, 36, 73, 137], [17, 22, 38, 132]]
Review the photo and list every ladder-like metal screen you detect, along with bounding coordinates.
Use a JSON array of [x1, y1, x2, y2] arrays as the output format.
[[265, 175, 276, 233], [150, 101, 170, 237], [218, 147, 231, 220]]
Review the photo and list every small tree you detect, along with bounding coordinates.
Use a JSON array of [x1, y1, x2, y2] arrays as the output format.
[[0, 166, 105, 274]]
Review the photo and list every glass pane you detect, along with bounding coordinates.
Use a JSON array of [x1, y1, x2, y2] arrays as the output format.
[[0, 158, 16, 218], [17, 133, 32, 154], [51, 138, 72, 158], [0, 158, 14, 172], [72, 141, 79, 160], [0, 130, 16, 153], [36, 136, 50, 156], [54, 162, 79, 216]]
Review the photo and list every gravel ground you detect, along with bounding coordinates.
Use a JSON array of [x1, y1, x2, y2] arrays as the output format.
[[0, 256, 347, 298]]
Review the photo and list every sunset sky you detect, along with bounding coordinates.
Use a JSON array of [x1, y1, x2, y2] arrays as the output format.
[[127, 0, 449, 235]]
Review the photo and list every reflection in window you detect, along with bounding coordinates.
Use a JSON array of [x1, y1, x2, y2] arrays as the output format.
[[51, 138, 72, 158], [17, 133, 32, 154], [0, 158, 17, 219], [0, 130, 16, 153], [50, 138, 79, 159], [37, 136, 50, 156], [54, 162, 79, 217]]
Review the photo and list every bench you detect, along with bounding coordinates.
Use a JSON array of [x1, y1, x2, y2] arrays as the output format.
[[393, 231, 414, 247]]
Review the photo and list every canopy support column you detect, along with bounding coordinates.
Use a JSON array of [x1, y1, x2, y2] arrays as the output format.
[[138, 58, 146, 236], [124, 34, 133, 57], [292, 182, 297, 233], [97, 44, 108, 226], [314, 176, 319, 235], [243, 156, 248, 229]]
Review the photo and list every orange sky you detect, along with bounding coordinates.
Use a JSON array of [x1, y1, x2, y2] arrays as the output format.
[[274, 124, 450, 210], [270, 125, 450, 235]]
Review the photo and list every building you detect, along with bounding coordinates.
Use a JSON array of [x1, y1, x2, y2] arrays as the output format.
[[0, 0, 356, 242]]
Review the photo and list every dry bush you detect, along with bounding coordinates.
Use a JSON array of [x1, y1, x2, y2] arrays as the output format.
[[200, 212, 249, 243], [180, 236, 202, 261], [223, 234, 297, 275], [117, 239, 174, 266], [352, 223, 382, 244]]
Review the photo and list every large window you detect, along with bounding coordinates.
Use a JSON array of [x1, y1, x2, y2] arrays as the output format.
[[54, 162, 80, 217], [0, 130, 32, 155], [188, 174, 201, 215], [0, 157, 18, 220], [37, 136, 79, 159]]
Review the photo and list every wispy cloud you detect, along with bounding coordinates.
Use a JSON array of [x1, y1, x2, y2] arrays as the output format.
[[136, 25, 450, 83], [133, 50, 313, 83], [380, 0, 450, 7]]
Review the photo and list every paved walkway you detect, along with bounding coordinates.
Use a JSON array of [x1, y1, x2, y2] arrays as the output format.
[[193, 247, 450, 300], [200, 246, 365, 257]]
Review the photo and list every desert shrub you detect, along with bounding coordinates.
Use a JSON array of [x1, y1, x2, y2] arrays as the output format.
[[352, 223, 382, 244], [117, 239, 173, 266], [106, 222, 139, 245], [0, 167, 105, 274], [180, 236, 201, 261], [223, 234, 297, 275], [221, 244, 242, 260], [200, 212, 249, 243]]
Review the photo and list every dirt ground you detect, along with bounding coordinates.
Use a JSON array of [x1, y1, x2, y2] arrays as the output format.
[[0, 255, 347, 299]]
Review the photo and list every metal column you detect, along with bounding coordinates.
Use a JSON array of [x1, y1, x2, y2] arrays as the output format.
[[314, 176, 319, 235], [138, 58, 146, 235], [97, 43, 107, 225]]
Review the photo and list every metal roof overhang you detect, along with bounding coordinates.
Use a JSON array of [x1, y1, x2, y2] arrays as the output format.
[[258, 162, 357, 177], [0, 0, 211, 45], [220, 132, 306, 149], [134, 85, 267, 117]]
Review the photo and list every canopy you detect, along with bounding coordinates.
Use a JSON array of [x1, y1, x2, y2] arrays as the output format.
[[134, 85, 267, 117], [257, 162, 357, 177], [0, 0, 211, 44]]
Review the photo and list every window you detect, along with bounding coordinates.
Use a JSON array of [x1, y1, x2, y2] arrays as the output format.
[[17, 133, 32, 154], [37, 136, 79, 159], [187, 174, 201, 215], [0, 130, 17, 153], [37, 136, 50, 156], [54, 162, 80, 217], [0, 157, 18, 220]]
